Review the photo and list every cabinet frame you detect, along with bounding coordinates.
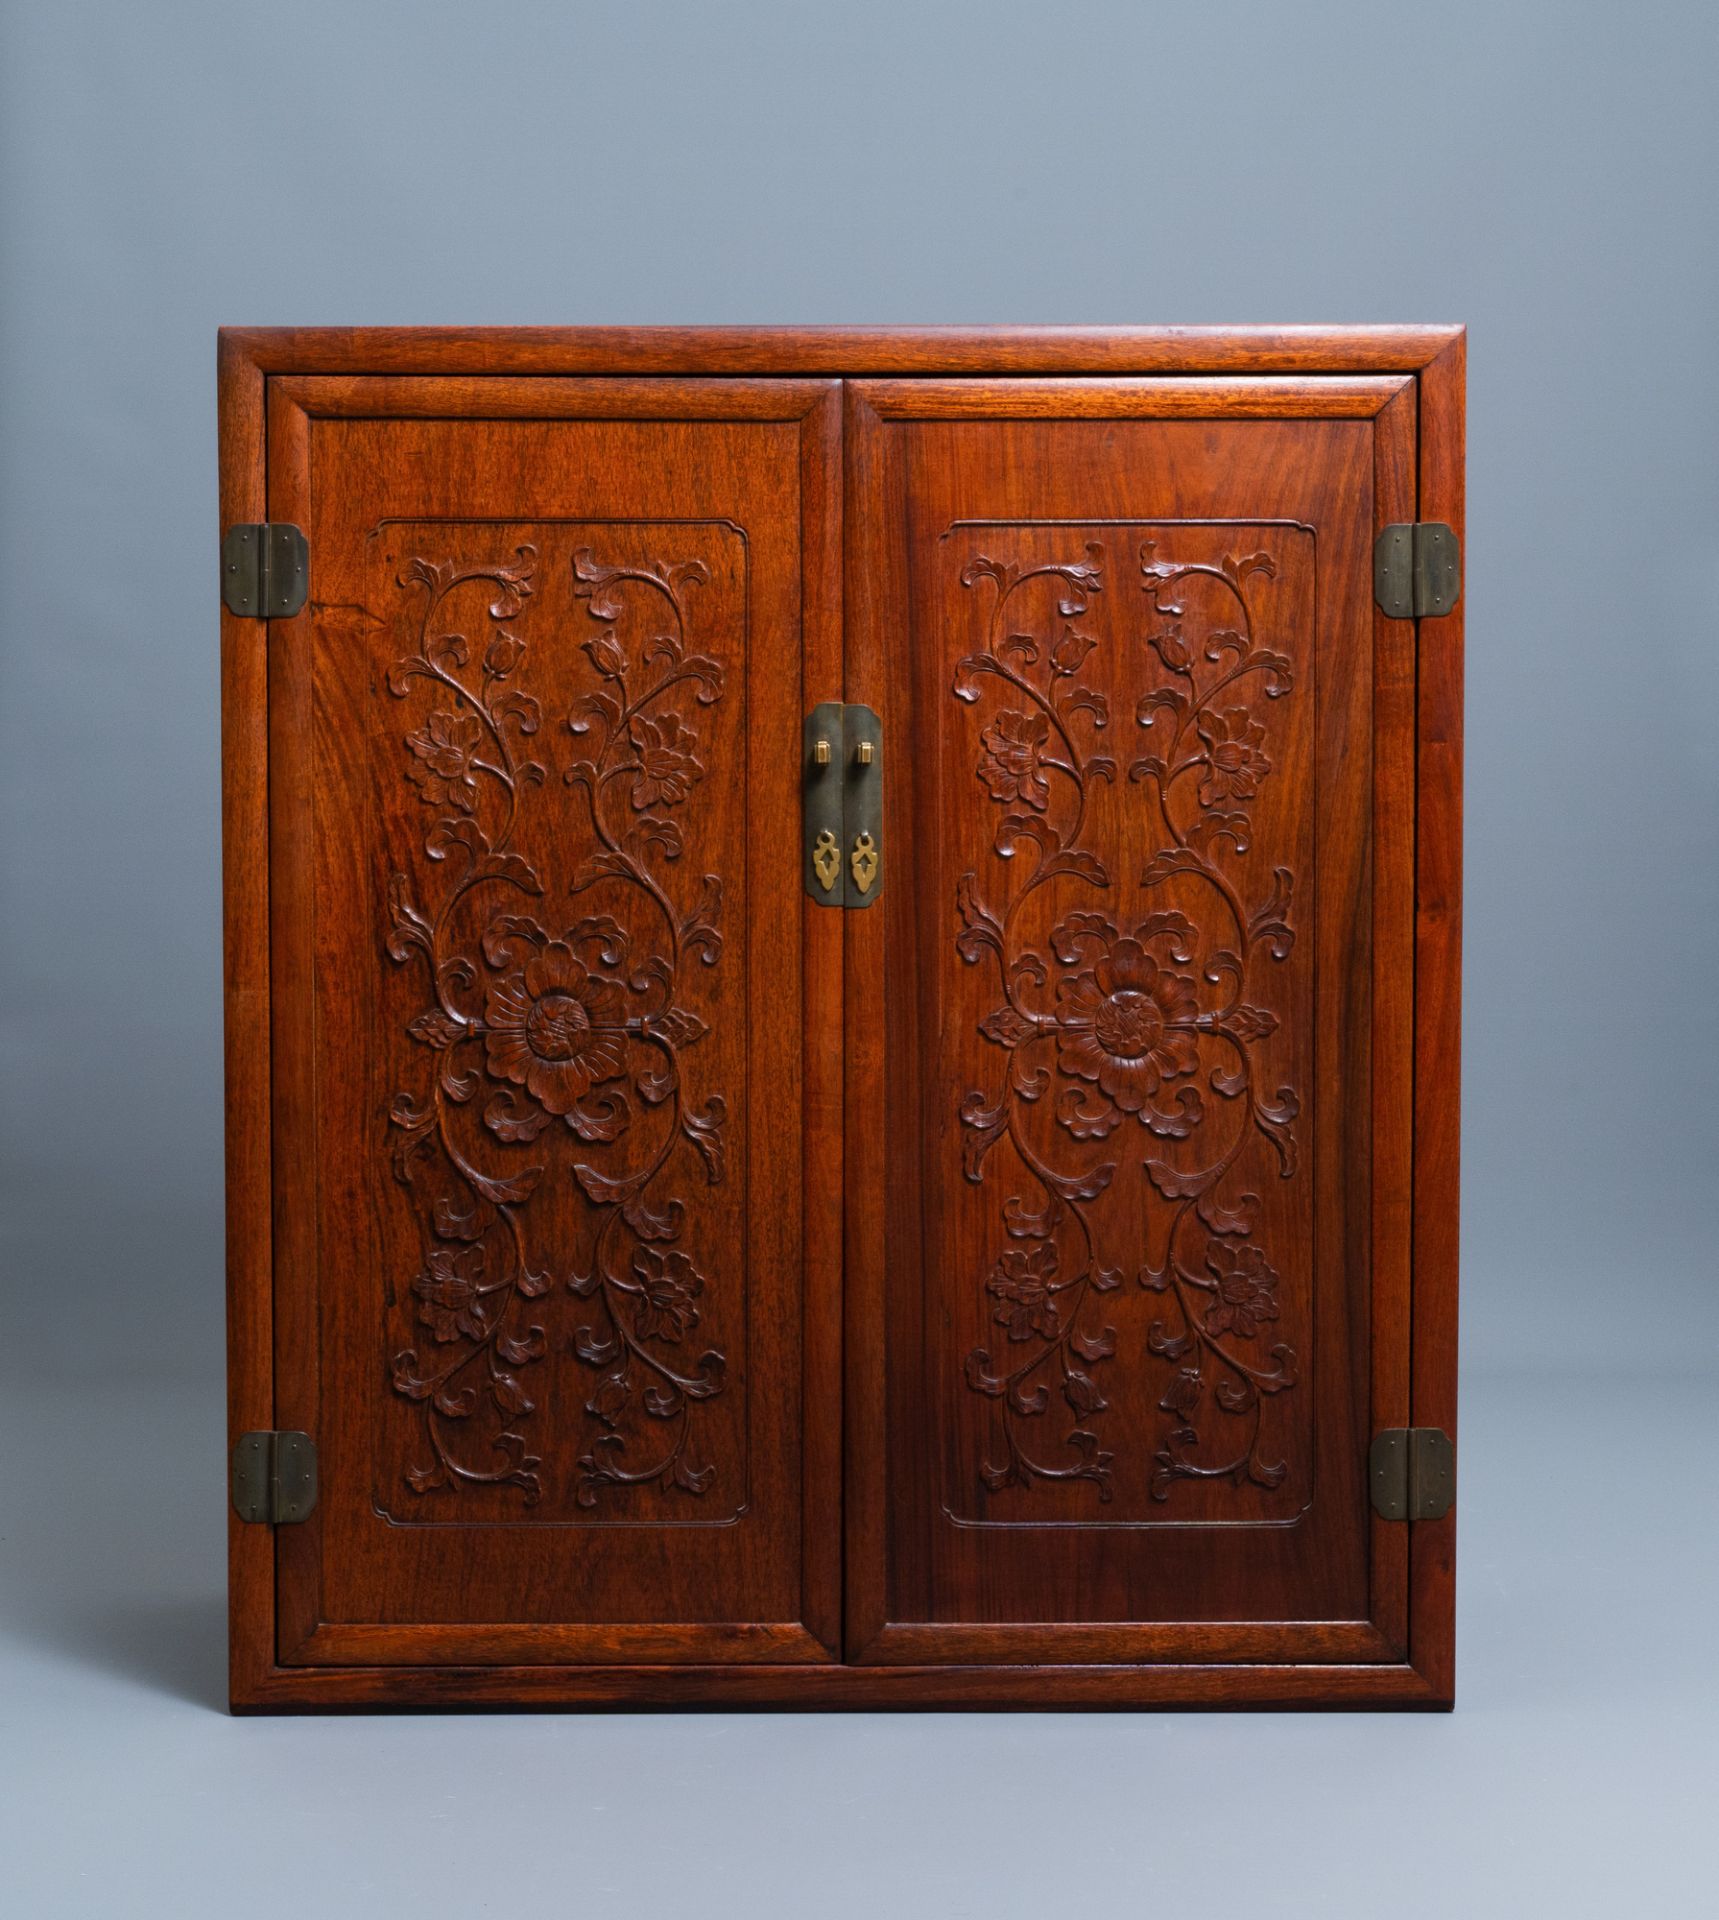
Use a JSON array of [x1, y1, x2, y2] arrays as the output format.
[[221, 325, 1463, 1711]]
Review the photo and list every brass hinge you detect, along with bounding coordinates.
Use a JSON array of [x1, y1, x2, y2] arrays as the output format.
[[222, 522, 309, 617], [1373, 523, 1461, 619], [231, 1430, 318, 1524], [804, 702, 883, 908], [1369, 1428, 1455, 1521]]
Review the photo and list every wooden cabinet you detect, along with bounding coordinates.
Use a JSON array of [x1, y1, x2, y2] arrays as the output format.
[[222, 327, 1463, 1709]]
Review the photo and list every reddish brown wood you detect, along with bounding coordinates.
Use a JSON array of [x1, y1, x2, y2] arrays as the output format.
[[1411, 334, 1465, 1707], [854, 375, 1412, 416], [232, 1657, 1447, 1711], [844, 376, 1413, 1669], [798, 383, 846, 1659], [841, 383, 899, 1661], [224, 325, 1462, 378], [1370, 381, 1418, 1658], [220, 331, 274, 1708], [258, 373, 842, 1674], [220, 327, 1463, 1711]]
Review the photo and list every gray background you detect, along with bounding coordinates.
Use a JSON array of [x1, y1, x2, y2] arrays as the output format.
[[1, 1, 1714, 1914]]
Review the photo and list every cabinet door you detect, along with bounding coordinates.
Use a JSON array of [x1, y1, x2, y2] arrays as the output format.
[[257, 377, 841, 1668], [846, 377, 1417, 1666]]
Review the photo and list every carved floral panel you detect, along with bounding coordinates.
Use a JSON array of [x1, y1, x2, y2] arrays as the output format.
[[373, 522, 748, 1523], [941, 522, 1316, 1524]]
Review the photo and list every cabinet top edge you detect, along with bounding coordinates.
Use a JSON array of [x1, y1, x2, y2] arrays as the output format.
[[218, 324, 1465, 379]]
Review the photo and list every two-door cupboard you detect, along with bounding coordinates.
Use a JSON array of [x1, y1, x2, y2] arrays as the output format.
[[221, 326, 1463, 1709]]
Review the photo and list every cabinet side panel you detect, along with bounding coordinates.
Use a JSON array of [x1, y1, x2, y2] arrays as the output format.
[[1411, 335, 1465, 1704], [220, 336, 275, 1707]]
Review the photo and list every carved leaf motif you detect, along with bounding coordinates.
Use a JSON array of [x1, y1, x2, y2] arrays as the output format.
[[1056, 1084, 1123, 1141], [567, 1089, 631, 1143], [1247, 868, 1296, 959], [1041, 1160, 1116, 1203], [955, 872, 1005, 964], [441, 1063, 481, 1103], [1224, 1005, 1279, 1044], [674, 1453, 716, 1496], [679, 875, 724, 966], [1037, 846, 1110, 888], [1071, 1326, 1117, 1363], [1141, 845, 1207, 891], [488, 687, 542, 736], [978, 1003, 1040, 1049], [407, 1007, 467, 1049], [637, 1058, 677, 1106], [481, 913, 549, 968], [1002, 1191, 1062, 1240], [1221, 550, 1277, 589], [683, 1096, 727, 1184], [964, 1350, 1007, 1397], [483, 1091, 554, 1144], [575, 1325, 620, 1366], [1148, 1321, 1196, 1361], [960, 1089, 1010, 1182], [1189, 810, 1251, 856], [464, 1162, 539, 1205], [648, 1005, 709, 1049], [623, 1194, 685, 1243], [1197, 1191, 1261, 1238], [1135, 685, 1187, 731], [572, 1161, 635, 1205], [1060, 682, 1110, 727], [387, 875, 434, 961], [1144, 1158, 1210, 1200], [1143, 1086, 1205, 1139]]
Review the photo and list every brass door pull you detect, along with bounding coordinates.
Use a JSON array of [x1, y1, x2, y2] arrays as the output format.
[[803, 702, 882, 908]]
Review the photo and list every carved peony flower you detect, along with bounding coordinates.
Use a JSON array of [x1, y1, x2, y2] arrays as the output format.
[[632, 1247, 704, 1342], [1055, 936, 1199, 1112], [986, 1243, 1061, 1342], [629, 712, 703, 810], [405, 710, 485, 813], [484, 941, 628, 1116], [1195, 707, 1271, 809], [977, 709, 1053, 812], [412, 1243, 488, 1344], [1203, 1243, 1281, 1340]]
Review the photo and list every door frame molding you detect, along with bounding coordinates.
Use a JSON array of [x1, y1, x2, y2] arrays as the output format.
[[221, 326, 1463, 1710]]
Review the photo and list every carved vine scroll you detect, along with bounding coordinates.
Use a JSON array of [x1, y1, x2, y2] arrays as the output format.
[[384, 541, 731, 1510], [956, 536, 1302, 1506]]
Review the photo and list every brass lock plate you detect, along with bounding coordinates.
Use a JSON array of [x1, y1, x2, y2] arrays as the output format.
[[803, 701, 883, 908]]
